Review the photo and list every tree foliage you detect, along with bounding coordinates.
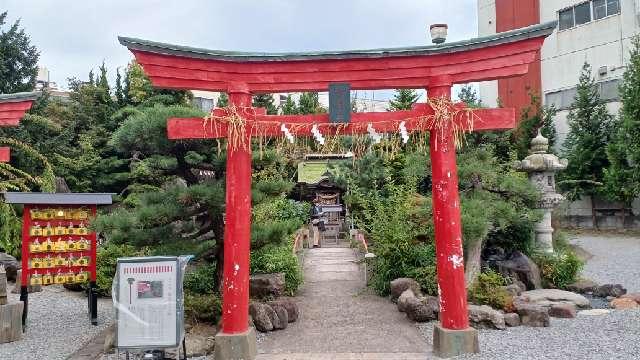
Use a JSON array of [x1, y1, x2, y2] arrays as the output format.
[[0, 12, 39, 93], [388, 89, 420, 111]]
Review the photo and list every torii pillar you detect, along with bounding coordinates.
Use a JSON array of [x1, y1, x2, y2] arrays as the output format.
[[119, 20, 556, 359]]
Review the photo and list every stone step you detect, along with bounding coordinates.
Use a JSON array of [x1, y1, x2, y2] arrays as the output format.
[[257, 353, 430, 360]]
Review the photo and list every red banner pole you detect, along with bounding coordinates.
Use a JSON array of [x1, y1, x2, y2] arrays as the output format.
[[220, 89, 253, 334], [428, 83, 470, 330]]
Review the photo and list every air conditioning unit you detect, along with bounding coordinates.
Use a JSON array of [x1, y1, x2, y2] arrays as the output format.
[[598, 66, 608, 77]]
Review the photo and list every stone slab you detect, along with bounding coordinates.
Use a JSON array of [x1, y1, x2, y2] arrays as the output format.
[[214, 327, 257, 360], [257, 353, 428, 360], [432, 324, 479, 358]]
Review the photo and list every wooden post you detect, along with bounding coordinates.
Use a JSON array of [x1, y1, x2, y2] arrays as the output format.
[[0, 266, 7, 305], [0, 264, 23, 343]]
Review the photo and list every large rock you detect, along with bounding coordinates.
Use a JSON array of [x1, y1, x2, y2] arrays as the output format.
[[249, 302, 275, 332], [594, 284, 627, 298], [548, 303, 577, 318], [610, 298, 639, 310], [0, 253, 19, 282], [620, 293, 640, 304], [518, 289, 590, 309], [502, 284, 523, 297], [397, 289, 437, 322], [516, 303, 550, 327], [270, 305, 289, 330], [503, 313, 521, 327], [468, 305, 506, 330], [423, 295, 440, 314], [390, 278, 421, 302], [268, 298, 299, 323], [250, 273, 285, 299], [494, 251, 542, 290], [397, 289, 416, 313], [566, 279, 598, 294]]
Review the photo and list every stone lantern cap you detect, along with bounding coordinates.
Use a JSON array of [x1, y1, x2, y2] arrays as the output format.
[[514, 131, 568, 172]]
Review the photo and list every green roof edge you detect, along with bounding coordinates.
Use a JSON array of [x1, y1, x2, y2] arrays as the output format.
[[118, 21, 557, 62], [0, 91, 41, 103]]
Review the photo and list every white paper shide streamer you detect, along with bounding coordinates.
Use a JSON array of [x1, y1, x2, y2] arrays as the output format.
[[280, 123, 294, 143], [367, 123, 382, 144], [311, 124, 325, 145], [399, 121, 409, 144]]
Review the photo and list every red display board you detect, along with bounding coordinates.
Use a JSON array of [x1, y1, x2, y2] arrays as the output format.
[[21, 205, 97, 288]]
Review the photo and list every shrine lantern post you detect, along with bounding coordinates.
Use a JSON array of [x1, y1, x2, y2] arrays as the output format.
[[120, 21, 557, 359]]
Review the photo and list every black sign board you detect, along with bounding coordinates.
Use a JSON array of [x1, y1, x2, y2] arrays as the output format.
[[329, 83, 351, 123]]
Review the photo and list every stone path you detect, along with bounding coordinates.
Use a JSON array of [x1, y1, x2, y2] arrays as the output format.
[[257, 245, 428, 359]]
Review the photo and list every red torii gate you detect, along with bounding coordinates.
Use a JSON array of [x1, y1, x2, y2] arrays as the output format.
[[0, 92, 39, 162], [120, 21, 556, 358]]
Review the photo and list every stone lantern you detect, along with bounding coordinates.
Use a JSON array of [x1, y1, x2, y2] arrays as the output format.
[[514, 131, 568, 253]]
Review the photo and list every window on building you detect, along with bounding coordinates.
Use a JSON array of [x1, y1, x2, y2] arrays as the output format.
[[593, 0, 607, 19], [575, 2, 592, 25], [606, 0, 620, 16], [559, 8, 575, 30]]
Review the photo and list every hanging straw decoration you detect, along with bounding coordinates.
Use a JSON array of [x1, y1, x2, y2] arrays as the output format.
[[280, 123, 295, 144], [399, 121, 409, 144], [366, 123, 382, 144]]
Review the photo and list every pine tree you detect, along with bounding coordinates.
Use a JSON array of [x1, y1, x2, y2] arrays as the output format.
[[252, 94, 277, 115], [123, 70, 131, 105], [115, 68, 125, 106], [560, 63, 613, 227], [280, 95, 297, 115], [0, 12, 39, 93], [388, 89, 420, 111], [88, 69, 95, 86], [604, 36, 640, 222], [457, 85, 482, 108], [216, 92, 228, 107], [298, 92, 325, 114], [513, 93, 558, 159]]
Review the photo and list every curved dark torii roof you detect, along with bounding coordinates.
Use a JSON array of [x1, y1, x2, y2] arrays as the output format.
[[119, 21, 556, 93]]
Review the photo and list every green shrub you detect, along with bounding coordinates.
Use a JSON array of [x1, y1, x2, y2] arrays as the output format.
[[468, 269, 512, 310], [251, 243, 302, 295], [184, 263, 217, 295], [184, 293, 222, 324], [534, 249, 583, 289], [96, 242, 139, 296]]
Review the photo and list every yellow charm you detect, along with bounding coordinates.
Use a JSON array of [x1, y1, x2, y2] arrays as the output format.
[[42, 273, 53, 285], [29, 240, 42, 253], [43, 223, 54, 237], [74, 256, 89, 267], [76, 238, 90, 251], [30, 258, 43, 269], [55, 225, 67, 236], [53, 256, 67, 267], [65, 272, 76, 283], [66, 239, 77, 251], [30, 209, 42, 220], [40, 209, 54, 220], [76, 224, 88, 236], [55, 209, 66, 219], [75, 272, 89, 283], [42, 257, 54, 269], [53, 240, 66, 252], [73, 209, 89, 220], [30, 226, 43, 237], [30, 274, 43, 286], [54, 272, 66, 284], [42, 238, 54, 252]]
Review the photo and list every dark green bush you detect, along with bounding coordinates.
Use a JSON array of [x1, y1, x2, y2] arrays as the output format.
[[96, 242, 140, 296], [184, 263, 217, 295], [184, 293, 222, 324], [534, 249, 583, 289], [468, 269, 512, 310], [251, 243, 302, 295]]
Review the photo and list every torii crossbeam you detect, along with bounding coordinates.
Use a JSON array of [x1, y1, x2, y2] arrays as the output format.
[[0, 92, 40, 162], [120, 21, 556, 359]]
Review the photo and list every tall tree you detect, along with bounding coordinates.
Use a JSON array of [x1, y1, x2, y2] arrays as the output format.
[[216, 92, 228, 108], [297, 92, 325, 114], [280, 95, 297, 115], [0, 12, 39, 93], [604, 36, 640, 223], [115, 68, 125, 106], [457, 85, 482, 108], [252, 94, 277, 115], [388, 89, 419, 111], [513, 93, 558, 159], [560, 63, 613, 227]]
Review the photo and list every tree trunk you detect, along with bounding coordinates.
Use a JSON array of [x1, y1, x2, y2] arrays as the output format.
[[464, 239, 483, 288]]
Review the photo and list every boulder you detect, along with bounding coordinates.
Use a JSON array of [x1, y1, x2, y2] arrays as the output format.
[[467, 305, 506, 330], [249, 302, 275, 332], [518, 289, 590, 309], [594, 284, 627, 298], [270, 305, 289, 330], [548, 303, 576, 318], [423, 295, 440, 314], [620, 293, 640, 304], [397, 289, 416, 313], [494, 251, 542, 290], [0, 253, 19, 282], [268, 298, 299, 323], [405, 296, 437, 322], [503, 313, 521, 327], [566, 279, 598, 294], [390, 278, 421, 302], [610, 298, 639, 310], [250, 273, 285, 299], [516, 303, 550, 327]]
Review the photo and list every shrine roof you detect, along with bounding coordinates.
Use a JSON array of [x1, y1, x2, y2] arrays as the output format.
[[0, 92, 40, 103], [119, 21, 556, 62], [2, 192, 115, 205]]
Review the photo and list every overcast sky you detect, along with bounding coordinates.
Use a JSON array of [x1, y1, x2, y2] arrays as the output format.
[[4, 0, 478, 98]]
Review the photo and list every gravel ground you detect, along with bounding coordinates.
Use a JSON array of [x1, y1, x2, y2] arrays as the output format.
[[0, 284, 114, 360], [417, 309, 640, 360], [570, 233, 640, 292]]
